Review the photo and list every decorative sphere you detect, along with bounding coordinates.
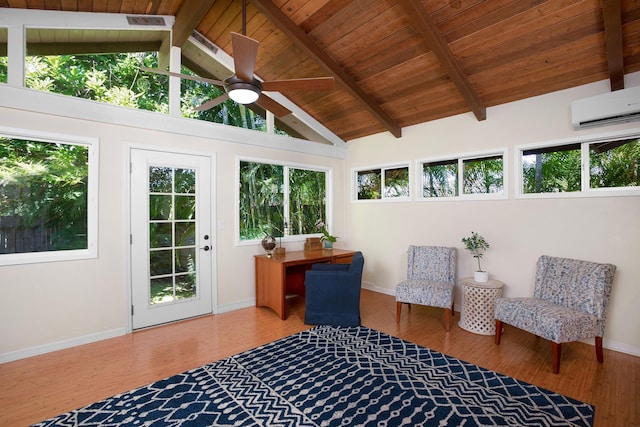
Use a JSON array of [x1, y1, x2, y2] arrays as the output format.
[[261, 235, 277, 253]]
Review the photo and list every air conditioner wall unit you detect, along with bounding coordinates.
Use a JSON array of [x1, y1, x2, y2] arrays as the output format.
[[571, 86, 640, 129]]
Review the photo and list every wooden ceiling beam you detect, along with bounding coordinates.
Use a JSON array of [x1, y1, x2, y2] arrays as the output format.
[[172, 0, 217, 48], [602, 0, 625, 91], [398, 0, 486, 121], [250, 0, 402, 138]]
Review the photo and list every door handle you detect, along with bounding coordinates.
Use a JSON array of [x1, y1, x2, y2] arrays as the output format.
[[202, 245, 210, 251]]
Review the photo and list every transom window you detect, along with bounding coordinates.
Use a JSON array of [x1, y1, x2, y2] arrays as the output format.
[[518, 135, 639, 196], [354, 164, 410, 201], [419, 152, 505, 199]]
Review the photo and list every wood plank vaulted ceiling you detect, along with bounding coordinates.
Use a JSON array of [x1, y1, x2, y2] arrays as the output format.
[[2, 0, 639, 142]]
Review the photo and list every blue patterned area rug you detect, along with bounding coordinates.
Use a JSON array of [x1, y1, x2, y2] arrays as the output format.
[[33, 326, 593, 426]]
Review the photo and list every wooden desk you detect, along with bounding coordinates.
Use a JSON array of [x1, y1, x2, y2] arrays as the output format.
[[254, 249, 357, 319]]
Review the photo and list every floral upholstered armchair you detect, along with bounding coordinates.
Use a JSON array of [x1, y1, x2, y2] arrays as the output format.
[[396, 246, 457, 331], [494, 255, 616, 374]]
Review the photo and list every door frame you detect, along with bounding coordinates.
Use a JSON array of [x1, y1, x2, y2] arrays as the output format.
[[125, 144, 217, 333]]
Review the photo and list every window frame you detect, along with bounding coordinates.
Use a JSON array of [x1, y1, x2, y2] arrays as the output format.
[[351, 162, 411, 202], [416, 149, 508, 201], [515, 131, 640, 199], [0, 26, 7, 84], [235, 156, 333, 246], [0, 126, 99, 266]]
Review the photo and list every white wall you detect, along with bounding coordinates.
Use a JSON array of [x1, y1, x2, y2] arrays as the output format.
[[0, 87, 347, 362], [346, 74, 640, 356], [2, 74, 639, 362]]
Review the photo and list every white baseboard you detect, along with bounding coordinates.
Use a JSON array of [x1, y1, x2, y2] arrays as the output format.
[[362, 283, 640, 357], [4, 290, 638, 363], [0, 327, 126, 364], [600, 338, 640, 357], [362, 281, 394, 296], [216, 299, 255, 314]]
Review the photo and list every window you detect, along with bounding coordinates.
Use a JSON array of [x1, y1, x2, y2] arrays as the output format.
[[518, 136, 639, 196], [0, 27, 6, 84], [419, 152, 505, 199], [355, 164, 410, 200], [522, 144, 581, 193], [238, 159, 329, 241], [422, 159, 457, 197], [589, 139, 639, 189], [25, 51, 169, 112], [23, 49, 296, 137], [0, 130, 98, 265]]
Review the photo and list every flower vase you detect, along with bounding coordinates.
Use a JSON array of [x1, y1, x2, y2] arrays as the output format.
[[474, 271, 489, 282], [323, 240, 333, 249]]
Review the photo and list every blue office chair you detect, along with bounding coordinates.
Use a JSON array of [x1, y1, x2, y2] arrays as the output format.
[[304, 251, 364, 326]]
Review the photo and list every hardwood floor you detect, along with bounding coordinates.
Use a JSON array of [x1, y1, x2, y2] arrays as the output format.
[[1, 290, 638, 426]]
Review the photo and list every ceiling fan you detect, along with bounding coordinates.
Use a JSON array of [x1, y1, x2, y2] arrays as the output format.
[[142, 1, 334, 117]]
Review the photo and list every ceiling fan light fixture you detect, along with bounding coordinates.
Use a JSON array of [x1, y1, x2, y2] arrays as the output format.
[[225, 77, 262, 104], [228, 87, 260, 104]]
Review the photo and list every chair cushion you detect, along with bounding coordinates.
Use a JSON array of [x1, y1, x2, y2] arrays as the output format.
[[495, 297, 600, 343], [396, 280, 454, 309]]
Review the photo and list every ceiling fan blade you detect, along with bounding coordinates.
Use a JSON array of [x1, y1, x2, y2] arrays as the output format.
[[254, 94, 292, 118], [231, 32, 259, 82], [140, 67, 225, 86], [261, 77, 335, 92], [194, 93, 230, 111]]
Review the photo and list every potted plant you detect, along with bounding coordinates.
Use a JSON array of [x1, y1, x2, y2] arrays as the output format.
[[315, 219, 338, 249], [461, 231, 490, 282]]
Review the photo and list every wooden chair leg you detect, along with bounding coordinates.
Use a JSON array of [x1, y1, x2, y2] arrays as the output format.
[[595, 336, 604, 363], [551, 342, 562, 374], [396, 301, 402, 322], [443, 308, 451, 331], [494, 320, 502, 345]]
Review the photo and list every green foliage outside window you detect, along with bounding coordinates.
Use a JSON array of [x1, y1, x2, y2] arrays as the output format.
[[463, 156, 504, 194], [384, 167, 410, 198], [522, 138, 639, 193], [589, 139, 640, 189], [148, 166, 197, 304], [357, 169, 381, 200], [0, 56, 7, 84], [522, 145, 581, 193], [239, 161, 285, 240], [289, 168, 326, 235], [0, 137, 89, 254], [357, 166, 409, 200], [22, 52, 289, 134], [239, 161, 327, 240], [422, 160, 458, 197]]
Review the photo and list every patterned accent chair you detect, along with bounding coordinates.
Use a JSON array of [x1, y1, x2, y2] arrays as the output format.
[[396, 246, 457, 331], [494, 255, 616, 374], [304, 251, 364, 327]]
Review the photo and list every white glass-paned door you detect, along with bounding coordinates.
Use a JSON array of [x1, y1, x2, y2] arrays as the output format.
[[130, 149, 213, 329]]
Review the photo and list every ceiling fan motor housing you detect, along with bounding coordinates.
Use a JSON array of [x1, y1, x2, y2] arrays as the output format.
[[224, 75, 263, 104]]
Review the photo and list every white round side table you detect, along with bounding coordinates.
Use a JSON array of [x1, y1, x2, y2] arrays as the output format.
[[458, 277, 504, 335]]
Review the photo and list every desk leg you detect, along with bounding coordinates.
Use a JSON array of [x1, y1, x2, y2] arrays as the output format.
[[255, 257, 287, 319]]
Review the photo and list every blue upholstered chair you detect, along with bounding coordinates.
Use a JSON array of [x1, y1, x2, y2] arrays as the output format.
[[495, 255, 616, 374], [304, 251, 364, 326], [396, 246, 457, 331]]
